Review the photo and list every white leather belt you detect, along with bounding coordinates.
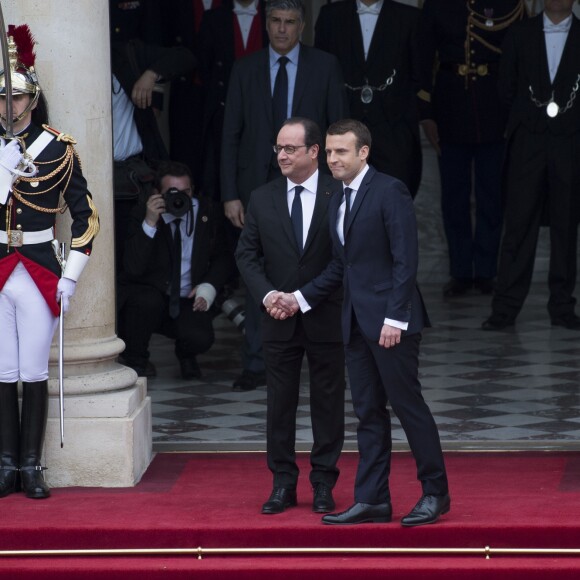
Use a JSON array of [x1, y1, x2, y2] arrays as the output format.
[[0, 228, 54, 245]]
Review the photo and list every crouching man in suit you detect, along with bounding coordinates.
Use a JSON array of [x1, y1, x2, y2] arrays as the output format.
[[272, 119, 450, 526], [118, 161, 232, 379]]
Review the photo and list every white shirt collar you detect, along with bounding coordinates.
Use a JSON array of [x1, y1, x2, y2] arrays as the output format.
[[344, 164, 370, 193], [356, 0, 383, 16], [287, 169, 319, 195]]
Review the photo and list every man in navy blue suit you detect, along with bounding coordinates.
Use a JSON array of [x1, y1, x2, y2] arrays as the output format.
[[270, 119, 449, 526]]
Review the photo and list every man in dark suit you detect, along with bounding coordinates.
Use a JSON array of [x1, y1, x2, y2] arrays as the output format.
[[418, 0, 526, 298], [198, 0, 268, 202], [236, 118, 345, 515], [118, 162, 232, 379], [272, 119, 449, 527], [482, 0, 580, 330], [221, 0, 348, 391], [315, 0, 422, 197]]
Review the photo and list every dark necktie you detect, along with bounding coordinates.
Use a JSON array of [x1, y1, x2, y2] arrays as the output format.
[[343, 187, 352, 239], [169, 218, 182, 319], [272, 56, 289, 135], [291, 185, 304, 252]]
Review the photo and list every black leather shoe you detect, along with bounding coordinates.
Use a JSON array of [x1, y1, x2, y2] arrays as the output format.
[[481, 313, 515, 331], [180, 358, 202, 380], [551, 314, 580, 330], [233, 370, 266, 391], [401, 494, 450, 527], [474, 277, 495, 295], [261, 488, 297, 514], [321, 502, 392, 525], [312, 483, 335, 513], [443, 278, 472, 298]]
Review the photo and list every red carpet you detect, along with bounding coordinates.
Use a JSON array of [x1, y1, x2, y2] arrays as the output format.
[[1, 451, 580, 578]]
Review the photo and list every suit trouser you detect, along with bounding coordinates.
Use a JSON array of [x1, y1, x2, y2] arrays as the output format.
[[263, 316, 345, 489], [346, 321, 448, 504], [119, 284, 214, 364], [492, 128, 580, 320], [439, 142, 504, 280]]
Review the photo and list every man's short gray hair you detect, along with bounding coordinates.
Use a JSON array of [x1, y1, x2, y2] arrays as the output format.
[[266, 0, 306, 21]]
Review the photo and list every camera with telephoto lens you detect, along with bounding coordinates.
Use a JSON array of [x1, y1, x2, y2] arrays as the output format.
[[163, 187, 190, 217]]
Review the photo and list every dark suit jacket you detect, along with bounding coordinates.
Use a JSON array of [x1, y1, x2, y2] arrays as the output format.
[[220, 44, 348, 208], [118, 197, 232, 304], [499, 13, 580, 139], [198, 1, 268, 133], [315, 0, 422, 194], [300, 166, 428, 344], [235, 173, 343, 343]]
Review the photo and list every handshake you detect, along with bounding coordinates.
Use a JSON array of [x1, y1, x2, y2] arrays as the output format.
[[264, 291, 300, 320]]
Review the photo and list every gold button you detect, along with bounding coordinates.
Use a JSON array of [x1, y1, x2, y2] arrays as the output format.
[[16, 224, 22, 230], [16, 208, 22, 214]]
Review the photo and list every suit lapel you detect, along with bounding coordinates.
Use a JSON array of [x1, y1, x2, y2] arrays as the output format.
[[190, 199, 206, 274], [347, 3, 366, 71], [303, 175, 335, 255], [259, 49, 274, 131], [293, 44, 309, 114], [553, 17, 580, 88], [365, 0, 391, 69], [534, 15, 553, 90], [344, 166, 375, 238], [272, 179, 299, 253]]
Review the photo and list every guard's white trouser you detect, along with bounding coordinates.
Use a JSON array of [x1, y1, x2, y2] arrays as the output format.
[[0, 263, 58, 382]]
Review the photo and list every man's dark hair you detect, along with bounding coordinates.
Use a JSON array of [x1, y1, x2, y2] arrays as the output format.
[[154, 160, 193, 191], [266, 0, 306, 21], [327, 118, 372, 152], [282, 117, 322, 149]]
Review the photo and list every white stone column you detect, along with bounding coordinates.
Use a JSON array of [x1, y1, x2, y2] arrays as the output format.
[[5, 2, 152, 486]]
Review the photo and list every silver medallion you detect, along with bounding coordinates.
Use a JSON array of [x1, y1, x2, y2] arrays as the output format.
[[485, 19, 493, 27], [361, 85, 374, 104], [547, 101, 560, 118]]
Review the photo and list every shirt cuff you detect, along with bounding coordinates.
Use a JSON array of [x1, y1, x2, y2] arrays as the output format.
[[384, 317, 408, 331], [194, 283, 217, 310], [294, 290, 311, 313], [142, 221, 157, 238]]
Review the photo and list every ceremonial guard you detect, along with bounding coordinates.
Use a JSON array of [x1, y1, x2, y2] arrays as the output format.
[[0, 25, 99, 499], [418, 0, 526, 297]]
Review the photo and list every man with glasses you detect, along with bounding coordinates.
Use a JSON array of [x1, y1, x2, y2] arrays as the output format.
[[221, 0, 348, 392], [236, 118, 345, 515]]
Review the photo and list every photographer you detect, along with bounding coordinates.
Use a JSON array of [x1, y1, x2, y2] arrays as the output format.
[[117, 161, 232, 379]]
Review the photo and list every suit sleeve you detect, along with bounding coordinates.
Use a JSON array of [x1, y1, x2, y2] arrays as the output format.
[[220, 61, 244, 203], [123, 205, 157, 278], [383, 181, 419, 323], [64, 147, 99, 258], [234, 196, 275, 305]]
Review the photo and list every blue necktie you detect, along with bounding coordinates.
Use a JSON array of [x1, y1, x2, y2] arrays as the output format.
[[343, 187, 352, 239], [169, 218, 182, 319], [291, 185, 304, 252]]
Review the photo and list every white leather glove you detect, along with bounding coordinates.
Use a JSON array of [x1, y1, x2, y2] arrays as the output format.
[[0, 139, 23, 205], [56, 277, 77, 313]]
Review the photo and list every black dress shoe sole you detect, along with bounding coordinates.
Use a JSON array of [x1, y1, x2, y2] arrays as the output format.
[[313, 503, 335, 514], [261, 501, 297, 515], [401, 505, 450, 527], [322, 515, 391, 525]]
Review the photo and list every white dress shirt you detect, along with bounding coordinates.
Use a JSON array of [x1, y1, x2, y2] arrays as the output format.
[[543, 13, 572, 83], [356, 0, 384, 60], [233, 0, 259, 49]]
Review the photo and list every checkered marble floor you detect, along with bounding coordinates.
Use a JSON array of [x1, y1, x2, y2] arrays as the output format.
[[149, 281, 580, 452]]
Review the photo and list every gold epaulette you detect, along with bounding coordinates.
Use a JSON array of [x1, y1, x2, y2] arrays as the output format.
[[41, 123, 77, 145]]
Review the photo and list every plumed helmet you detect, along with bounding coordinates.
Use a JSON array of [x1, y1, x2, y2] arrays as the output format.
[[0, 25, 41, 120]]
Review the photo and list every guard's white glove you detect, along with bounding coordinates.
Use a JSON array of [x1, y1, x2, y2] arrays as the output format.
[[56, 277, 77, 313], [0, 139, 23, 205]]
